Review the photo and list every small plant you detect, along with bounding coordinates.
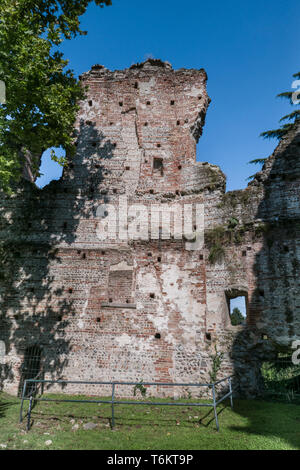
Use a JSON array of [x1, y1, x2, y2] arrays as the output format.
[[206, 226, 226, 264], [208, 244, 225, 264], [133, 380, 147, 398], [183, 387, 192, 399], [209, 345, 224, 384], [228, 217, 239, 230]]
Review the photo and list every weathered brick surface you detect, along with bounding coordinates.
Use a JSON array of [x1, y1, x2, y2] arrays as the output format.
[[0, 59, 299, 398]]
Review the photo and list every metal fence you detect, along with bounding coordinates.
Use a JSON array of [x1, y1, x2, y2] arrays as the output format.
[[19, 376, 233, 432]]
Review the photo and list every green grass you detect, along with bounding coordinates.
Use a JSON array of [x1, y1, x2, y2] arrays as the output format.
[[0, 392, 299, 450]]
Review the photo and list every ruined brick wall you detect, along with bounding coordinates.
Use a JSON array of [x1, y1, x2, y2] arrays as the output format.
[[0, 59, 299, 398]]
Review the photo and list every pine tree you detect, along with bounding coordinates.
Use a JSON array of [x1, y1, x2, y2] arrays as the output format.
[[261, 71, 300, 140], [248, 71, 300, 178]]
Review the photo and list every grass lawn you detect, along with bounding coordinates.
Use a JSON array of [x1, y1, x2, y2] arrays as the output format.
[[0, 392, 299, 450]]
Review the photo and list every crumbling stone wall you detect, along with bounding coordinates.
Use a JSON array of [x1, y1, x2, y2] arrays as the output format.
[[0, 59, 299, 398]]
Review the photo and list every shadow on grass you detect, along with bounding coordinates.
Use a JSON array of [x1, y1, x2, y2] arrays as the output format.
[[228, 400, 300, 450], [24, 399, 229, 432], [0, 399, 16, 419]]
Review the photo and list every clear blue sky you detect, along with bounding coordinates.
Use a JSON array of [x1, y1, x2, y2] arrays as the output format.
[[37, 0, 300, 191]]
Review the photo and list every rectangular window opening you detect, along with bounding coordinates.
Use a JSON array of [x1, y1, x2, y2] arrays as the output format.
[[227, 293, 247, 326], [153, 158, 164, 176]]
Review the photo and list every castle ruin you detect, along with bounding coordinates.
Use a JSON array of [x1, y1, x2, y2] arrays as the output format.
[[0, 59, 299, 397]]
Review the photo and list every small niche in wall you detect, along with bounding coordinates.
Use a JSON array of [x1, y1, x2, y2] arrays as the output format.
[[155, 333, 161, 339], [205, 332, 211, 341]]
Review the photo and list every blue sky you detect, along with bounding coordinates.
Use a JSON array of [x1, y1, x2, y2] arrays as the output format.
[[37, 0, 300, 191]]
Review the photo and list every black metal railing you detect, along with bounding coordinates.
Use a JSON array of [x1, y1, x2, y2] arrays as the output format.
[[19, 376, 233, 432]]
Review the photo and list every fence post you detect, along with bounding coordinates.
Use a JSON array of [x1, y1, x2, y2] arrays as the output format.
[[229, 377, 233, 409], [26, 396, 33, 431], [212, 384, 219, 432], [111, 383, 115, 429], [19, 380, 27, 423]]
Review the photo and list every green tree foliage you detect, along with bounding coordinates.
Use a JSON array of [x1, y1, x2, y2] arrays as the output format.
[[0, 0, 111, 192], [230, 307, 245, 326], [261, 71, 300, 141], [248, 71, 300, 178]]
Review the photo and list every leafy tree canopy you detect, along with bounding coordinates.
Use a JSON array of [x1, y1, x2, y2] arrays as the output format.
[[230, 307, 245, 326], [0, 0, 111, 192]]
